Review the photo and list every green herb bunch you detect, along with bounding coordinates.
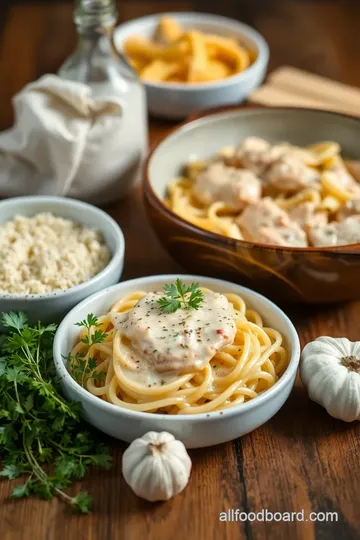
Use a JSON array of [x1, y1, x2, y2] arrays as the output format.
[[157, 279, 204, 313], [0, 312, 111, 513]]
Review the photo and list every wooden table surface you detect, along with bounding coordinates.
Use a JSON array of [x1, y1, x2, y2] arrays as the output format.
[[1, 1, 360, 539]]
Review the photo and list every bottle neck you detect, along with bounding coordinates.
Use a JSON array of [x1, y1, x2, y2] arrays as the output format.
[[74, 0, 117, 36], [58, 0, 138, 85]]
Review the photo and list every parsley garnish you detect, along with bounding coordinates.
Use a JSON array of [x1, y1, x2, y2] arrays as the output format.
[[157, 279, 204, 313], [67, 314, 107, 387], [0, 312, 111, 513]]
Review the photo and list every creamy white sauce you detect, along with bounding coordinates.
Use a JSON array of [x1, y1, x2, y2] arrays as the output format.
[[111, 290, 237, 385], [237, 197, 308, 247], [309, 216, 360, 246]]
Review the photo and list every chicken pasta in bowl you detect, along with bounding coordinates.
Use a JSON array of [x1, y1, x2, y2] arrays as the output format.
[[54, 275, 299, 446], [167, 137, 360, 248], [65, 278, 288, 415], [145, 107, 360, 303]]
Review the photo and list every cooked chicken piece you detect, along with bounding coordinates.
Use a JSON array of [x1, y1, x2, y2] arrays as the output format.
[[234, 136, 284, 175], [336, 199, 360, 221], [289, 202, 328, 230], [236, 136, 270, 156], [236, 197, 308, 247], [193, 162, 262, 210], [255, 225, 308, 246], [337, 216, 360, 245], [308, 223, 338, 247], [265, 155, 320, 193], [309, 216, 360, 247], [234, 137, 316, 179], [112, 291, 237, 374]]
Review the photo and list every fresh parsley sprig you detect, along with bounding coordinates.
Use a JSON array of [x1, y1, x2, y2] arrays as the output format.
[[157, 279, 204, 313], [0, 312, 111, 513], [67, 314, 108, 388]]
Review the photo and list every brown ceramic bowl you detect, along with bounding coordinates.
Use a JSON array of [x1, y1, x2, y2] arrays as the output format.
[[144, 106, 360, 304]]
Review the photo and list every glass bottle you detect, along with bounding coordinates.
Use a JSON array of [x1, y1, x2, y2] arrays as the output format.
[[58, 0, 148, 200]]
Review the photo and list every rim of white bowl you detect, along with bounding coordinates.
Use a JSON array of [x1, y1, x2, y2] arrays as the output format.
[[0, 196, 125, 300], [53, 274, 301, 421], [114, 12, 269, 91]]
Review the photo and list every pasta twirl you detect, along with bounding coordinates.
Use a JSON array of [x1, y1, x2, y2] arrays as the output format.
[[68, 288, 288, 415]]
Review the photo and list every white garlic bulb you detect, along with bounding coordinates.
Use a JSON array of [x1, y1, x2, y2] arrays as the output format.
[[122, 431, 192, 502], [300, 336, 360, 422]]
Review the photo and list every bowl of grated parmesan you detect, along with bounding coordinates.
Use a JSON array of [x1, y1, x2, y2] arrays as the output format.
[[0, 196, 125, 324]]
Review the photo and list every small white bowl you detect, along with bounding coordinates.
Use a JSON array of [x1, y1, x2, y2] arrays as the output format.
[[0, 196, 125, 324], [53, 274, 300, 448], [114, 12, 269, 119]]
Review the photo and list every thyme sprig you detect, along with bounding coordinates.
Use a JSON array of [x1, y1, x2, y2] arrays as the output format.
[[66, 314, 107, 388]]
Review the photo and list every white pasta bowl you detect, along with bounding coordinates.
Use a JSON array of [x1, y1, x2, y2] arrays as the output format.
[[114, 12, 269, 119], [0, 196, 125, 324], [53, 274, 300, 448]]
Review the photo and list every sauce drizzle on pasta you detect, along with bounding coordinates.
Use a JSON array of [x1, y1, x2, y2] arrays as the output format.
[[68, 288, 289, 415]]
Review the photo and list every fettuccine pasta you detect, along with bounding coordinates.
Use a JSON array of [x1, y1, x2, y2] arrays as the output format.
[[166, 137, 360, 247], [68, 284, 288, 415]]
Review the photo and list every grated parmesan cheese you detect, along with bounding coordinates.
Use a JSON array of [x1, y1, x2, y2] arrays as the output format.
[[0, 213, 111, 294]]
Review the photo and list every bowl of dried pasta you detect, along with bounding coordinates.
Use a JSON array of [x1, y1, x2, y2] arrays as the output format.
[[114, 12, 269, 119], [144, 106, 360, 304]]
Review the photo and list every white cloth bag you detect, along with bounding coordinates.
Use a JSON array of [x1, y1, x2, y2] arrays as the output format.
[[0, 74, 143, 204]]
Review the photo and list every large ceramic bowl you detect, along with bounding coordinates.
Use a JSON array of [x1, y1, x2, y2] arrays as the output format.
[[0, 196, 125, 323], [114, 12, 269, 119], [53, 274, 300, 448], [144, 106, 360, 304]]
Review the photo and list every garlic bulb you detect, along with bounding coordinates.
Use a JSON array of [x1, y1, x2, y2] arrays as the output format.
[[300, 336, 360, 422], [122, 431, 192, 501]]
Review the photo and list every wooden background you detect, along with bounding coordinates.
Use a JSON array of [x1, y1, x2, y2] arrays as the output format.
[[1, 1, 360, 539]]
